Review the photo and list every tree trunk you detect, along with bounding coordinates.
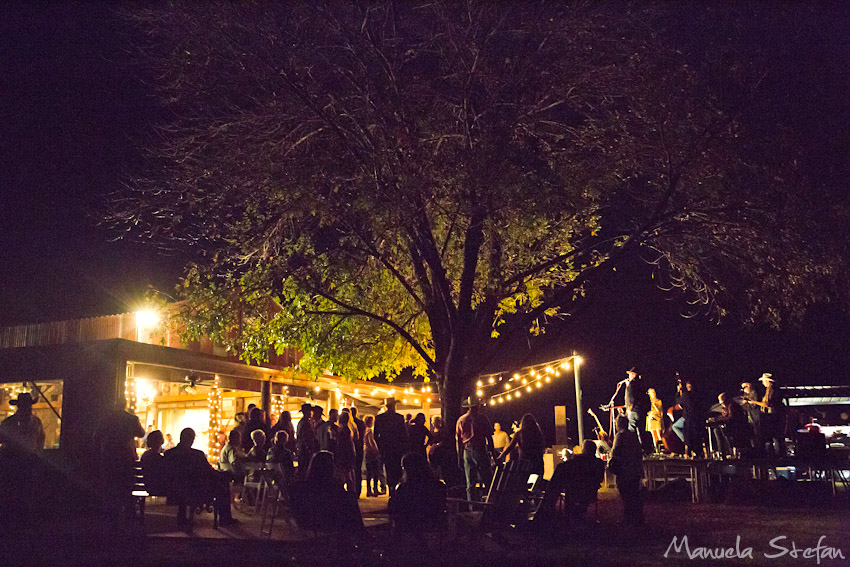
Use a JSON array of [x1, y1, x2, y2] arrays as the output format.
[[440, 371, 465, 437]]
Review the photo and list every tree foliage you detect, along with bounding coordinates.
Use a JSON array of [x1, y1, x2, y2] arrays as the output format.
[[111, 1, 842, 420]]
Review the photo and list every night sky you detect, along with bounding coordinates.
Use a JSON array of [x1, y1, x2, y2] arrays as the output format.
[[2, 3, 849, 437]]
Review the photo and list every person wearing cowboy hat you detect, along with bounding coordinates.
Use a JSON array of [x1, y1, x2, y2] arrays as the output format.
[[751, 373, 786, 458], [374, 397, 408, 496], [296, 402, 318, 478], [0, 392, 45, 456], [456, 395, 494, 504]]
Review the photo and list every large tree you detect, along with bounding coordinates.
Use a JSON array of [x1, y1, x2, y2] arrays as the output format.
[[112, 1, 841, 425]]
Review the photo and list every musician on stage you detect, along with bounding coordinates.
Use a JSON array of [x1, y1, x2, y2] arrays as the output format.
[[742, 373, 786, 458], [623, 367, 644, 447], [739, 382, 762, 454], [706, 392, 749, 458], [645, 388, 664, 453], [671, 378, 702, 457]]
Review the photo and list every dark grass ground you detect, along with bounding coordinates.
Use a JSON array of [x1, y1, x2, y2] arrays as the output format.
[[2, 482, 848, 567]]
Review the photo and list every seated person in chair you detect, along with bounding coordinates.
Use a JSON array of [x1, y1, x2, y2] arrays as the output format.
[[139, 430, 167, 496], [266, 430, 295, 485], [388, 452, 447, 532], [246, 429, 267, 462], [163, 428, 238, 526], [289, 451, 363, 534], [219, 429, 245, 482], [536, 439, 605, 525]]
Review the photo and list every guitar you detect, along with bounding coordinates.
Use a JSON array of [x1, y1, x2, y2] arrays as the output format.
[[587, 408, 612, 447]]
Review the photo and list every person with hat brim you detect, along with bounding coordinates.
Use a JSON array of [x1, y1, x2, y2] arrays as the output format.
[[456, 395, 494, 504], [374, 397, 408, 496], [0, 392, 45, 457], [747, 373, 786, 458], [739, 382, 763, 453], [623, 368, 645, 449], [296, 403, 318, 478]]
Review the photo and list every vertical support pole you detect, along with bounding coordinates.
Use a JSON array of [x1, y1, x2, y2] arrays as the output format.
[[573, 351, 584, 446]]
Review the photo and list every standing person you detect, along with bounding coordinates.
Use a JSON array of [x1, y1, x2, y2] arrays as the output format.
[[624, 368, 644, 447], [455, 396, 494, 503], [296, 403, 317, 478], [243, 407, 268, 452], [336, 411, 358, 495], [349, 407, 367, 498], [363, 415, 387, 496], [94, 400, 145, 522], [740, 382, 762, 453], [751, 373, 787, 458], [645, 388, 664, 453], [609, 415, 644, 525], [317, 408, 340, 456], [407, 413, 432, 461], [270, 410, 296, 453], [374, 397, 408, 496], [672, 378, 701, 456], [497, 413, 545, 475], [0, 392, 46, 530], [491, 422, 510, 458]]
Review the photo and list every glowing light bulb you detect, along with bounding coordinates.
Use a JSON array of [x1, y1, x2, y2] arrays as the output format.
[[515, 391, 522, 398], [314, 385, 321, 392], [561, 360, 571, 370], [498, 398, 504, 404], [546, 366, 554, 374], [530, 370, 537, 377], [513, 373, 520, 380], [545, 377, 551, 383], [537, 381, 542, 388], [477, 390, 484, 397], [506, 394, 512, 400], [526, 386, 532, 392], [522, 379, 527, 385], [477, 380, 483, 387], [504, 383, 510, 390], [488, 377, 495, 384], [574, 356, 583, 365]]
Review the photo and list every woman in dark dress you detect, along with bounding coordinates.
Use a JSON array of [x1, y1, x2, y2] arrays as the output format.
[[497, 413, 545, 475]]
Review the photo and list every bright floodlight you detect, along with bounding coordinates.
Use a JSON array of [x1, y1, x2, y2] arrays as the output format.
[[135, 309, 160, 328]]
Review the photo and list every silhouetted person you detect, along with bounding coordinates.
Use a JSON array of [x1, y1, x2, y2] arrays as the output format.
[[374, 398, 408, 496], [349, 407, 366, 498], [94, 400, 145, 521], [456, 396, 494, 502], [0, 392, 45, 530], [624, 367, 645, 447], [537, 439, 605, 526], [266, 430, 295, 485], [336, 411, 358, 494], [407, 412, 432, 461], [740, 382, 763, 453], [497, 413, 545, 475], [219, 428, 245, 481], [318, 408, 340, 456], [270, 410, 296, 453], [610, 415, 643, 524], [140, 430, 167, 496], [363, 415, 387, 496], [388, 452, 447, 532], [756, 373, 787, 458], [290, 451, 364, 534], [243, 407, 268, 452], [164, 428, 238, 527], [296, 403, 317, 477], [707, 393, 749, 457], [672, 379, 702, 456], [246, 429, 267, 462]]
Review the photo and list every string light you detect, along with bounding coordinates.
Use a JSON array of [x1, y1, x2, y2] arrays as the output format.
[[207, 375, 223, 464], [472, 354, 583, 406]]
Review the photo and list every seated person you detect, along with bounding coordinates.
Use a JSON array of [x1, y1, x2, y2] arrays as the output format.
[[163, 428, 238, 526], [289, 451, 363, 534], [139, 429, 167, 496], [246, 429, 267, 462], [388, 452, 447, 532], [218, 429, 245, 482], [707, 393, 750, 457], [266, 430, 295, 485], [536, 439, 605, 524]]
